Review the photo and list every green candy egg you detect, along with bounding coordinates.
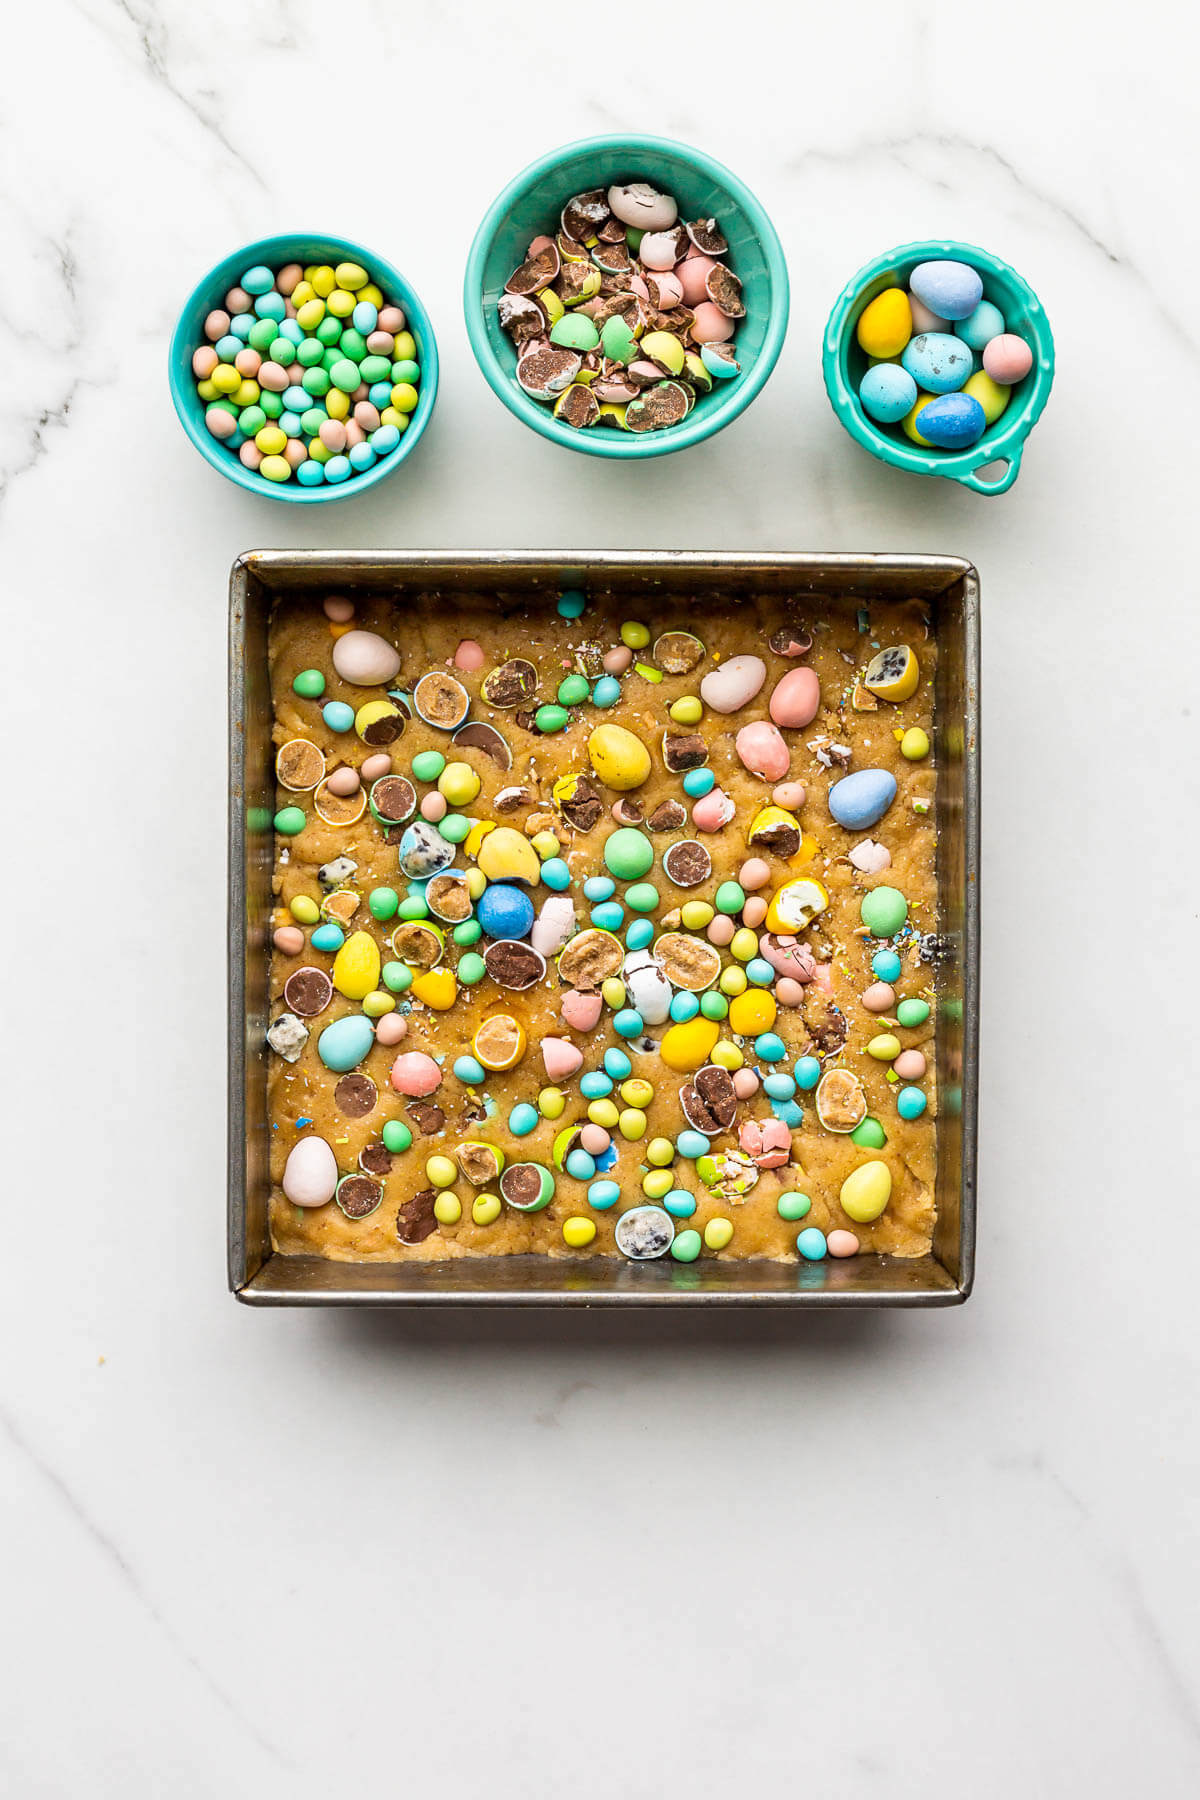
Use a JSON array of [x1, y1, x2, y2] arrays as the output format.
[[860, 886, 909, 936], [776, 1191, 812, 1222], [715, 881, 746, 915], [851, 1116, 887, 1149], [603, 827, 654, 881], [369, 886, 400, 920], [292, 668, 325, 699], [382, 1119, 413, 1153], [550, 313, 601, 353], [273, 806, 306, 835], [625, 882, 660, 913], [700, 991, 728, 1020], [896, 997, 931, 1027], [396, 894, 429, 921], [536, 704, 569, 734], [411, 750, 446, 782], [457, 952, 487, 985], [439, 815, 471, 844], [381, 961, 413, 993], [557, 674, 590, 706], [453, 919, 482, 945]]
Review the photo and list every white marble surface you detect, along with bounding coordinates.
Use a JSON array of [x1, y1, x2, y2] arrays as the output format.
[[4, 2, 1199, 1793]]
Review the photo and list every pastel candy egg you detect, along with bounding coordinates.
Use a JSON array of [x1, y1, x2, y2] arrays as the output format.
[[677, 255, 716, 305], [588, 723, 651, 790], [769, 665, 821, 729], [691, 302, 735, 345], [827, 1230, 861, 1258], [962, 370, 1010, 427], [772, 781, 807, 811], [900, 333, 973, 395], [542, 1037, 584, 1082], [476, 883, 536, 939], [531, 894, 577, 958], [316, 1014, 375, 1072], [608, 183, 678, 230], [739, 858, 772, 891], [374, 1013, 408, 1046], [914, 393, 986, 449], [735, 721, 790, 781], [839, 1159, 893, 1224], [622, 950, 672, 1025], [660, 1017, 721, 1072], [454, 639, 486, 671], [954, 299, 1006, 352], [562, 988, 603, 1032], [860, 886, 909, 936], [828, 768, 897, 830], [908, 295, 949, 334], [902, 396, 935, 444], [894, 1049, 927, 1080], [862, 981, 896, 1013], [909, 260, 984, 322], [855, 286, 913, 359], [477, 827, 541, 884], [859, 363, 918, 425], [982, 333, 1034, 384], [389, 1051, 442, 1097], [332, 930, 381, 999], [700, 654, 766, 714], [331, 629, 402, 686], [638, 231, 681, 271], [282, 1135, 339, 1207], [691, 788, 735, 832]]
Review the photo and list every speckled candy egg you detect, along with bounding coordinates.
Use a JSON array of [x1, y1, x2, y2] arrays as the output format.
[[735, 721, 790, 781], [700, 654, 766, 714], [282, 1135, 338, 1207], [915, 392, 987, 449], [331, 629, 402, 687], [769, 666, 821, 729], [908, 260, 984, 322], [859, 363, 918, 425], [901, 333, 973, 395]]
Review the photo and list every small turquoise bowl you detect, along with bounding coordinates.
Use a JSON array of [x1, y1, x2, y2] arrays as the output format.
[[168, 233, 439, 503], [823, 239, 1054, 495], [464, 135, 789, 460]]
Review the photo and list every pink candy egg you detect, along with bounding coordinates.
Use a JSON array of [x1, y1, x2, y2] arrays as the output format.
[[775, 977, 804, 1007], [676, 255, 716, 306], [206, 408, 237, 440], [361, 753, 392, 781], [367, 331, 395, 356], [325, 766, 360, 798], [735, 720, 791, 781], [235, 347, 262, 378], [351, 383, 369, 404], [258, 361, 288, 392], [454, 639, 486, 671], [759, 935, 818, 981], [323, 594, 355, 621], [287, 362, 304, 383], [283, 440, 307, 469], [421, 792, 448, 822], [354, 403, 381, 432], [633, 271, 684, 309], [732, 1068, 760, 1100], [276, 263, 302, 296], [827, 1230, 861, 1258], [374, 1013, 407, 1046], [192, 345, 218, 379], [908, 296, 948, 334], [345, 421, 366, 449], [378, 306, 407, 334], [769, 666, 821, 729], [691, 788, 736, 832], [319, 420, 347, 453], [772, 781, 807, 811], [739, 858, 771, 891], [861, 981, 896, 1013], [638, 231, 680, 271], [742, 896, 768, 929], [562, 989, 603, 1032], [527, 236, 556, 257], [707, 915, 735, 947], [389, 1051, 441, 1097], [225, 287, 252, 314], [542, 1037, 584, 1081], [273, 925, 305, 955], [580, 1124, 611, 1155], [603, 645, 633, 674], [204, 309, 230, 342], [893, 1049, 927, 1080], [982, 333, 1033, 384], [700, 653, 766, 714], [239, 442, 263, 469], [691, 302, 735, 344]]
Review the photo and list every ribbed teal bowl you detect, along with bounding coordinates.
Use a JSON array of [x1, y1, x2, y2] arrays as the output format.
[[168, 232, 439, 503], [823, 239, 1054, 495], [464, 135, 789, 460]]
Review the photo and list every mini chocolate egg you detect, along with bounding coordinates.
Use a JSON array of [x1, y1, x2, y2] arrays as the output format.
[[638, 231, 682, 272], [324, 766, 361, 798], [829, 769, 897, 830], [908, 295, 949, 334], [331, 629, 402, 687], [282, 1135, 339, 1208], [914, 392, 987, 449], [623, 950, 672, 1025], [772, 781, 807, 811], [900, 333, 973, 395], [908, 260, 983, 322], [691, 302, 735, 345], [454, 639, 486, 671], [677, 254, 716, 306], [769, 666, 821, 729], [860, 363, 919, 425], [982, 333, 1034, 384], [700, 654, 766, 714], [954, 300, 1006, 353], [607, 183, 678, 231], [735, 721, 791, 781]]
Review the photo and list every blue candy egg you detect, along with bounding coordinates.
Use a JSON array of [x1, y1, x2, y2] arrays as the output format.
[[254, 291, 287, 322], [279, 318, 304, 345], [230, 313, 254, 340], [670, 992, 700, 1022], [954, 299, 1005, 352], [794, 1055, 822, 1091], [241, 265, 275, 295], [897, 1086, 928, 1120], [664, 1188, 697, 1217], [772, 1099, 804, 1127], [872, 949, 902, 983], [603, 1048, 633, 1080], [909, 259, 983, 322], [558, 589, 587, 619], [509, 1102, 539, 1136], [764, 1072, 797, 1101], [745, 958, 776, 987], [901, 333, 973, 395], [283, 385, 310, 412], [859, 362, 918, 425], [368, 381, 393, 408], [828, 768, 897, 830], [591, 901, 625, 931], [453, 1056, 486, 1085], [625, 919, 655, 951], [280, 413, 303, 439], [588, 1178, 621, 1210], [371, 425, 401, 456], [580, 1071, 614, 1098], [540, 858, 572, 892], [566, 1149, 597, 1180], [595, 1142, 619, 1173], [215, 334, 243, 361], [325, 456, 351, 485], [912, 392, 987, 449], [353, 300, 379, 334], [476, 883, 535, 939], [322, 701, 354, 733], [591, 676, 621, 708], [349, 443, 377, 471], [796, 1226, 828, 1261], [310, 923, 345, 953], [296, 462, 325, 487], [583, 876, 615, 902], [613, 1008, 644, 1039], [683, 768, 715, 798], [755, 1032, 787, 1062], [675, 1130, 710, 1160], [316, 1014, 375, 1072]]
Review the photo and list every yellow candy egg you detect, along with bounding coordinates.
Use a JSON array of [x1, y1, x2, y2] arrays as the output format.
[[332, 930, 380, 1000], [867, 1033, 902, 1061], [587, 1099, 620, 1129], [587, 723, 652, 791], [411, 968, 457, 1010], [562, 1217, 597, 1249], [840, 1159, 893, 1224], [704, 1217, 734, 1251], [438, 761, 481, 806], [426, 1155, 458, 1188], [476, 825, 540, 884], [902, 396, 935, 445], [855, 287, 913, 360], [472, 1193, 502, 1226], [362, 991, 395, 1018], [764, 878, 829, 935], [660, 1017, 721, 1072], [963, 369, 1011, 426], [728, 991, 777, 1037], [711, 1040, 744, 1071], [433, 1193, 462, 1224], [354, 699, 402, 742], [618, 1108, 647, 1141]]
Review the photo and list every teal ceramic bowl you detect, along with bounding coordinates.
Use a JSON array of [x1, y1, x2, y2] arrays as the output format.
[[168, 233, 439, 503], [464, 135, 789, 459], [823, 239, 1054, 495]]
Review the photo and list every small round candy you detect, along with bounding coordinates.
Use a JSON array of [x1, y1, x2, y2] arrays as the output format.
[[604, 828, 654, 881], [625, 919, 654, 950], [557, 589, 586, 618], [536, 704, 569, 734], [438, 762, 481, 806], [557, 673, 590, 706], [563, 1217, 597, 1248], [454, 1056, 486, 1084], [982, 333, 1033, 385], [861, 886, 909, 937], [613, 1008, 644, 1039], [580, 1072, 613, 1099], [699, 992, 728, 1021], [796, 1226, 827, 1261], [591, 676, 622, 708], [473, 1194, 502, 1226], [273, 806, 305, 835], [538, 1087, 566, 1119], [901, 728, 930, 761], [566, 1149, 597, 1181], [588, 1179, 620, 1211], [411, 750, 446, 783], [457, 952, 487, 985], [620, 620, 650, 649], [509, 1103, 539, 1137], [683, 768, 715, 798], [872, 948, 902, 983], [675, 1130, 709, 1160], [663, 1188, 696, 1218], [322, 701, 354, 733], [381, 961, 412, 992], [704, 1217, 733, 1251], [369, 886, 400, 920], [755, 1032, 787, 1063], [382, 1119, 413, 1153], [292, 668, 325, 699], [540, 857, 571, 891], [624, 883, 659, 913], [670, 695, 703, 725], [583, 876, 615, 902], [897, 997, 931, 1027], [714, 881, 746, 916], [898, 1086, 927, 1120], [591, 901, 624, 932], [859, 362, 919, 425], [603, 1048, 632, 1080], [670, 992, 700, 1022]]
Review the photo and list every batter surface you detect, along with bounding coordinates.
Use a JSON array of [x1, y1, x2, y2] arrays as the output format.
[[265, 586, 939, 1263]]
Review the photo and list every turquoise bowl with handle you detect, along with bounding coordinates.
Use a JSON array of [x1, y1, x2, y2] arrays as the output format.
[[822, 239, 1054, 495], [168, 232, 439, 503], [464, 134, 789, 460]]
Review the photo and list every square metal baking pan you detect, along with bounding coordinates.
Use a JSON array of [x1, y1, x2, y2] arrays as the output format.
[[230, 550, 979, 1306]]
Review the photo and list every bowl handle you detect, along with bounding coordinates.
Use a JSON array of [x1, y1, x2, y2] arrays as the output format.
[[956, 446, 1022, 496]]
